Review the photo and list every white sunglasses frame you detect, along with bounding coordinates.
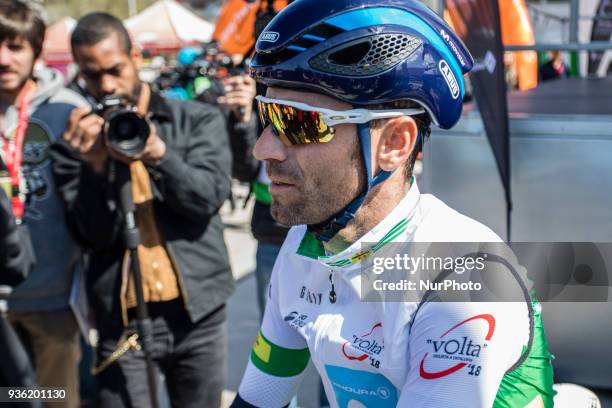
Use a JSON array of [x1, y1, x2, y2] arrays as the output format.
[[255, 95, 425, 127]]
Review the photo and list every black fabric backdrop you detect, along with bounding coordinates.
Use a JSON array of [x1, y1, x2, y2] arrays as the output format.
[[445, 0, 512, 239], [588, 0, 612, 75]]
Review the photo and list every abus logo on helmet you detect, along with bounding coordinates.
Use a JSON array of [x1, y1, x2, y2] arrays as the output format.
[[439, 60, 460, 100], [260, 31, 280, 43], [419, 314, 495, 380]]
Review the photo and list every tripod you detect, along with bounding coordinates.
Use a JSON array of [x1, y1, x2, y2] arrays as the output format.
[[115, 161, 159, 408]]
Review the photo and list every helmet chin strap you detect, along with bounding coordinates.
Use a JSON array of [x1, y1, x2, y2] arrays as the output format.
[[309, 123, 393, 242]]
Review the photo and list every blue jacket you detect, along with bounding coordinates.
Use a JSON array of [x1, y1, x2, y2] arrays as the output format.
[[4, 68, 88, 311]]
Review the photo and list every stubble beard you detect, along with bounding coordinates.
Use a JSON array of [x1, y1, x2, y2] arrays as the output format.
[[269, 147, 365, 227], [0, 66, 33, 103]]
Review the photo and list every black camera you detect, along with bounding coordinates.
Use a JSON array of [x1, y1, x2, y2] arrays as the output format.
[[94, 96, 150, 157]]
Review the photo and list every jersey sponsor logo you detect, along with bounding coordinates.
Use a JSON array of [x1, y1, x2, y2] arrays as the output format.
[[439, 60, 460, 100], [440, 29, 467, 67], [284, 311, 309, 329], [342, 322, 384, 362], [259, 31, 279, 43], [300, 286, 322, 305], [325, 365, 398, 408], [331, 383, 390, 398], [419, 314, 495, 380]]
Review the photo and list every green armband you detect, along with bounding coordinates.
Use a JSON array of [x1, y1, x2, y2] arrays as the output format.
[[250, 330, 310, 377]]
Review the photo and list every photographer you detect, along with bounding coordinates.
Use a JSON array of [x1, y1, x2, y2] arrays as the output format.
[[172, 43, 286, 315], [217, 71, 260, 183], [169, 45, 261, 185], [163, 43, 285, 317], [214, 0, 292, 317], [50, 13, 233, 408]]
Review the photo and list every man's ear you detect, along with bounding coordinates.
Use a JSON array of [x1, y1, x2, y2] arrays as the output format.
[[131, 45, 143, 70], [376, 116, 418, 172]]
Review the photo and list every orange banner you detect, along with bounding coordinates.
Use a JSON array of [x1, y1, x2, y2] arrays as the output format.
[[213, 0, 289, 56]]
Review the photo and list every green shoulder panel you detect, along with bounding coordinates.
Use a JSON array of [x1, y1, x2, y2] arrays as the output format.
[[493, 300, 556, 408]]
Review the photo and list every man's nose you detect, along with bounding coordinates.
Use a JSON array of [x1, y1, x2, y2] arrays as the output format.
[[100, 74, 117, 95], [253, 125, 288, 162], [0, 44, 11, 66]]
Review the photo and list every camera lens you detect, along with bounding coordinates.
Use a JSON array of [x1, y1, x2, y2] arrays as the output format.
[[115, 118, 138, 140], [106, 111, 150, 157]]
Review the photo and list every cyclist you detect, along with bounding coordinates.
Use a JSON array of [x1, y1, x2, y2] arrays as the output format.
[[231, 0, 555, 407]]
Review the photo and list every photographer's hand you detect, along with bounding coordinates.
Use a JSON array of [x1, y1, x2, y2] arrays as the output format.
[[107, 123, 166, 167], [217, 75, 256, 123], [63, 107, 108, 174]]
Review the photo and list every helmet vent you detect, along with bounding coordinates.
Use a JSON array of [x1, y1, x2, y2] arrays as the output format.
[[253, 48, 302, 66], [328, 41, 371, 65], [303, 23, 346, 41], [310, 33, 422, 76]]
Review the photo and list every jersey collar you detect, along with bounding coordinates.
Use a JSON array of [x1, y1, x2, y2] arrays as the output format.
[[296, 177, 422, 269]]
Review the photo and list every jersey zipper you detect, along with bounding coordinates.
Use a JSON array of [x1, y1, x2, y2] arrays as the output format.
[[328, 270, 337, 303]]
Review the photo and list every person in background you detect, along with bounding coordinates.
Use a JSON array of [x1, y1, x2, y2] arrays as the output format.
[[215, 0, 293, 318], [0, 2, 88, 407], [217, 68, 289, 315], [539, 50, 570, 82], [152, 42, 276, 314], [51, 13, 233, 408], [215, 3, 298, 404]]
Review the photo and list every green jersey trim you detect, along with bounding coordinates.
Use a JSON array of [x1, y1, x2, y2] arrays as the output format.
[[296, 231, 326, 259], [296, 217, 411, 267], [250, 330, 310, 377]]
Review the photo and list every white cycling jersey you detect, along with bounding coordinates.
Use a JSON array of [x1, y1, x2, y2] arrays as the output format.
[[236, 181, 555, 408]]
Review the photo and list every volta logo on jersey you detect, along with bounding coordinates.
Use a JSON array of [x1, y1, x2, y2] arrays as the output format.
[[419, 314, 495, 380], [342, 323, 384, 362]]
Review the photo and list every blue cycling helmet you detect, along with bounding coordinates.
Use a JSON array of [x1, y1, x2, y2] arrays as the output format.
[[250, 0, 474, 241], [250, 0, 473, 129]]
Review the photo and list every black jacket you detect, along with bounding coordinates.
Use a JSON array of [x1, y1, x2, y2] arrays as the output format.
[[0, 188, 34, 286], [50, 92, 234, 328]]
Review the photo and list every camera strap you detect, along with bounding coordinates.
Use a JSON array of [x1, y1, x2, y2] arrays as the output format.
[[91, 333, 141, 375], [0, 80, 35, 221], [137, 82, 151, 116]]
